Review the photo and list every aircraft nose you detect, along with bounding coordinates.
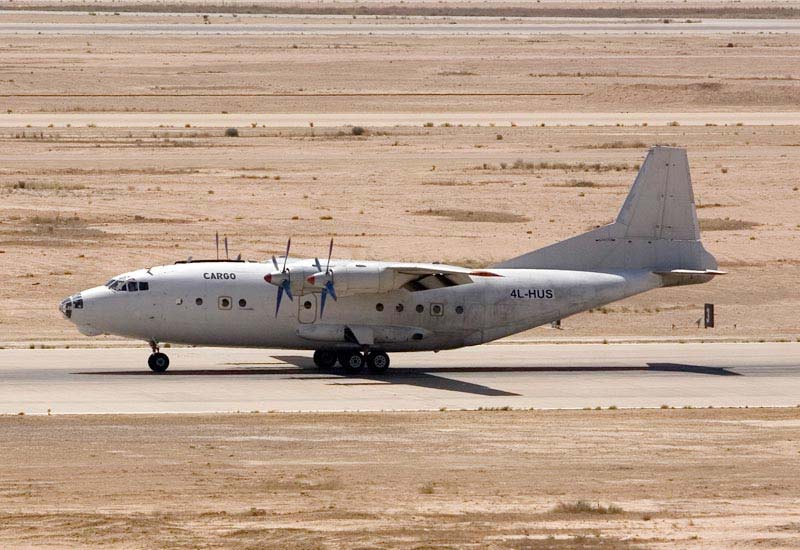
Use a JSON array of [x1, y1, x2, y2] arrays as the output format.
[[59, 286, 107, 336], [58, 293, 84, 320]]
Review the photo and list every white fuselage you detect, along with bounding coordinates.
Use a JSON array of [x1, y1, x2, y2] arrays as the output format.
[[61, 259, 662, 352]]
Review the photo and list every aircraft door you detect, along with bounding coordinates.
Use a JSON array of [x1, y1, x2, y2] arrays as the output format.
[[298, 294, 317, 324]]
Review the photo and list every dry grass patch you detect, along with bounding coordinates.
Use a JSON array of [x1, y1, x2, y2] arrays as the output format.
[[700, 218, 759, 231], [585, 141, 648, 149], [551, 501, 625, 515], [547, 180, 602, 188], [422, 180, 484, 187], [508, 160, 637, 173], [3, 181, 86, 191], [416, 208, 529, 223]]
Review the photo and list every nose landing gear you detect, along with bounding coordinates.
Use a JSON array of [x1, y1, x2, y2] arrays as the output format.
[[147, 340, 170, 373]]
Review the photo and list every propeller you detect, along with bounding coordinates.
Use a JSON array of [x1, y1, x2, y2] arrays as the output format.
[[311, 238, 337, 318], [265, 238, 293, 317]]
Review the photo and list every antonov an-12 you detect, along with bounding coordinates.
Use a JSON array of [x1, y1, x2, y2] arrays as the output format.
[[60, 147, 722, 373]]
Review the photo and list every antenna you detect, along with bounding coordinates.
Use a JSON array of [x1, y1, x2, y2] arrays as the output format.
[[215, 231, 219, 260], [224, 236, 229, 260]]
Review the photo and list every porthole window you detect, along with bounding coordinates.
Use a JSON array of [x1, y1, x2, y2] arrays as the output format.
[[195, 297, 203, 306], [455, 305, 464, 314], [218, 296, 232, 310], [431, 303, 444, 317], [416, 304, 424, 313], [238, 298, 247, 308], [376, 303, 384, 312], [395, 303, 404, 313], [304, 300, 312, 310]]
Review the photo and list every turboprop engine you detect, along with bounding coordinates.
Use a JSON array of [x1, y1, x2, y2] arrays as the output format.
[[306, 264, 406, 296]]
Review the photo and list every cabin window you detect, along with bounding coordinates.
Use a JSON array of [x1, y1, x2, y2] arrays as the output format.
[[139, 281, 149, 291], [455, 305, 464, 314], [416, 304, 424, 313], [431, 303, 444, 317], [126, 281, 138, 292], [195, 298, 203, 306], [376, 303, 384, 312], [395, 303, 404, 312], [238, 298, 247, 308], [219, 296, 232, 310]]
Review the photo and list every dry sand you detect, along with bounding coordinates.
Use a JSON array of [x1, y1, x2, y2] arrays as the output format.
[[0, 408, 799, 549]]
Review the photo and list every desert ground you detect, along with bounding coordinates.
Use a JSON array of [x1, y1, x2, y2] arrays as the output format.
[[1, 3, 800, 550], [0, 11, 799, 344], [0, 408, 799, 549]]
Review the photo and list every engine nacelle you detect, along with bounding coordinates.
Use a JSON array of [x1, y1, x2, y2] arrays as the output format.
[[306, 264, 412, 297]]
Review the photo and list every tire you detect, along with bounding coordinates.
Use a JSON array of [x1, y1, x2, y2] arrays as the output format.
[[338, 351, 365, 374], [148, 352, 170, 373], [366, 351, 390, 374], [313, 349, 338, 369]]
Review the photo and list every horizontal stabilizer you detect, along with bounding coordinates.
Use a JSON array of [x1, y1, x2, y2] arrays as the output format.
[[654, 268, 726, 287]]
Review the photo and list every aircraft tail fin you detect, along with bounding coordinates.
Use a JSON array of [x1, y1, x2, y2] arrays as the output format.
[[494, 146, 719, 274]]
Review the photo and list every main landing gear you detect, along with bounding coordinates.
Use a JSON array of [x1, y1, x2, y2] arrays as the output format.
[[147, 340, 170, 373], [313, 349, 390, 374]]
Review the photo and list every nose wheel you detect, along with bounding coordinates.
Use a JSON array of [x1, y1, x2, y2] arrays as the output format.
[[147, 340, 170, 372], [148, 352, 170, 372]]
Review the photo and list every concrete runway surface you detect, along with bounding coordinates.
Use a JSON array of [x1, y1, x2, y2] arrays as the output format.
[[0, 342, 798, 414], [2, 19, 800, 35]]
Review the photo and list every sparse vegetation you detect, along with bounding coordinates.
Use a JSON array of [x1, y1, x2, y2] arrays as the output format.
[[552, 501, 625, 515], [351, 126, 365, 136], [547, 180, 601, 188], [419, 481, 436, 495], [502, 160, 636, 172], [416, 208, 528, 223], [700, 218, 759, 231], [224, 127, 239, 137], [586, 141, 648, 149]]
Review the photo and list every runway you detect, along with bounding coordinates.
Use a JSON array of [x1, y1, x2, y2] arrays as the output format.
[[0, 342, 798, 414], [2, 18, 800, 35]]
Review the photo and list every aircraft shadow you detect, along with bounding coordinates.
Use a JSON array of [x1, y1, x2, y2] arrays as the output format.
[[646, 362, 741, 376], [76, 358, 739, 397]]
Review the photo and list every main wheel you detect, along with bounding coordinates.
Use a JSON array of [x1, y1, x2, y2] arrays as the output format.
[[338, 351, 365, 374], [148, 352, 170, 373], [366, 351, 390, 374], [313, 349, 338, 370]]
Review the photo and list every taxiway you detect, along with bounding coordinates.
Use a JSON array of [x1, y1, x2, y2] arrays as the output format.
[[0, 342, 797, 414]]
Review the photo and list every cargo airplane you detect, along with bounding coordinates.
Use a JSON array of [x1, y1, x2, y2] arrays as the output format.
[[60, 147, 722, 373]]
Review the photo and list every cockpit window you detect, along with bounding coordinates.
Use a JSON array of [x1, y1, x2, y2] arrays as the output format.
[[108, 278, 149, 292]]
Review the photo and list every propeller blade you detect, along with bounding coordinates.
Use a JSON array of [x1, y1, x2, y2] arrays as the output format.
[[282, 237, 291, 272], [281, 278, 293, 301], [320, 288, 327, 318], [271, 255, 279, 270], [324, 238, 333, 274], [325, 280, 337, 301], [275, 286, 284, 317]]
